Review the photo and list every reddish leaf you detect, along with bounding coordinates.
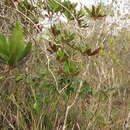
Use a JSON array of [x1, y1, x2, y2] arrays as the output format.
[[83, 47, 101, 56], [51, 26, 56, 36], [89, 47, 101, 56], [48, 41, 58, 52], [84, 49, 92, 56]]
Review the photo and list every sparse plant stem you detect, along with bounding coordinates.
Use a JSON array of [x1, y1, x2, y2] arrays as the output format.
[[62, 80, 83, 130], [123, 111, 130, 130], [0, 111, 15, 129]]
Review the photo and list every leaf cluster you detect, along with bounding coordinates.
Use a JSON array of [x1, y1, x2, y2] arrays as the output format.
[[84, 4, 106, 19], [0, 23, 32, 69], [47, 24, 101, 75]]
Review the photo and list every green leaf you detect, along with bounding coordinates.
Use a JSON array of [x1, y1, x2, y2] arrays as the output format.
[[0, 53, 8, 63], [65, 87, 75, 95], [18, 42, 32, 62], [63, 60, 78, 74], [9, 23, 25, 64], [62, 1, 77, 20], [18, 0, 36, 11], [0, 35, 9, 57], [56, 49, 64, 59], [96, 4, 102, 16], [0, 54, 7, 64], [63, 10, 73, 20], [84, 6, 92, 16], [92, 5, 96, 16], [62, 1, 77, 10], [56, 48, 68, 62], [0, 23, 32, 67], [15, 74, 24, 82], [79, 81, 94, 98], [48, 0, 62, 12], [8, 53, 17, 66]]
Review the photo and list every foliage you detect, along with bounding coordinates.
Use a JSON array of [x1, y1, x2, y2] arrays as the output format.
[[48, 23, 101, 75], [84, 4, 106, 19], [1, 0, 130, 130], [48, 0, 63, 13], [0, 23, 32, 68], [18, 0, 36, 11]]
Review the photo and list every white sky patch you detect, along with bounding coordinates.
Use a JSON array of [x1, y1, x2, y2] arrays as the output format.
[[38, 0, 130, 34]]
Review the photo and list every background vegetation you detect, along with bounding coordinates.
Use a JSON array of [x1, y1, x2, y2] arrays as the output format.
[[0, 0, 130, 130]]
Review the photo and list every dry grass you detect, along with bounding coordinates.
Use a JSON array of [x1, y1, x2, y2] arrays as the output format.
[[1, 0, 130, 130]]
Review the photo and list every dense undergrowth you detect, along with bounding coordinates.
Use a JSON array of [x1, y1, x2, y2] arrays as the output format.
[[0, 0, 130, 130]]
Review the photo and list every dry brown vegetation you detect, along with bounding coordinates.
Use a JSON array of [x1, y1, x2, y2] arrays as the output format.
[[0, 0, 130, 130]]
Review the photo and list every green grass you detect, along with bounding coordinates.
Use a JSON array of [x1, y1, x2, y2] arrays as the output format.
[[1, 1, 130, 130], [0, 28, 130, 130]]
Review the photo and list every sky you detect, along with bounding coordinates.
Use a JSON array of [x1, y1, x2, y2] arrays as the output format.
[[69, 0, 112, 6], [39, 0, 130, 34], [69, 0, 130, 16]]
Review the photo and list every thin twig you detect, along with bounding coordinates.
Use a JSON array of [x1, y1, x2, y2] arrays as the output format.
[[62, 80, 83, 130], [3, 2, 41, 33]]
